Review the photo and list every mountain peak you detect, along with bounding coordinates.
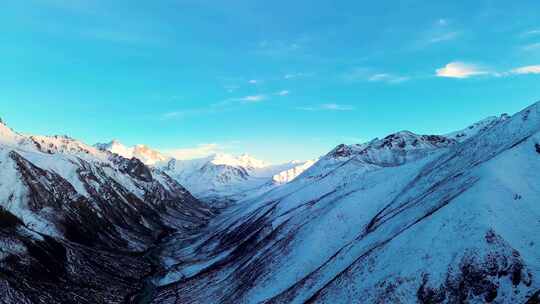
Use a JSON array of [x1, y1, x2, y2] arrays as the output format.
[[95, 140, 167, 165], [0, 118, 24, 146], [445, 114, 510, 142], [209, 152, 270, 169]]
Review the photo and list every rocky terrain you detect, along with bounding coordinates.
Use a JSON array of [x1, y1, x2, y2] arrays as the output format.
[[0, 122, 212, 303], [95, 141, 315, 205], [149, 101, 540, 303], [0, 101, 539, 303]]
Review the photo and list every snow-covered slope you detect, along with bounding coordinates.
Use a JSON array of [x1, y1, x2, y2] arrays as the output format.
[[160, 153, 313, 204], [95, 140, 168, 165], [272, 159, 318, 184], [96, 141, 314, 204], [151, 101, 540, 304], [0, 120, 212, 303], [446, 114, 510, 142]]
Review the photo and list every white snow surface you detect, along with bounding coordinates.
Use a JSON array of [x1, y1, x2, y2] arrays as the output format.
[[159, 154, 313, 203], [152, 101, 540, 304], [95, 140, 167, 165], [0, 121, 194, 247], [95, 139, 315, 203]]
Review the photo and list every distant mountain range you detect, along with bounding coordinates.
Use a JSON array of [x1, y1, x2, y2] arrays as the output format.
[[94, 141, 316, 205], [0, 101, 538, 303]]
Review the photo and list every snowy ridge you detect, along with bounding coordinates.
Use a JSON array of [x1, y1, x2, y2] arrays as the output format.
[[0, 122, 212, 246], [96, 140, 312, 203], [95, 140, 167, 165], [446, 113, 510, 142], [272, 159, 317, 184], [160, 154, 311, 204], [152, 101, 540, 304], [0, 120, 213, 302]]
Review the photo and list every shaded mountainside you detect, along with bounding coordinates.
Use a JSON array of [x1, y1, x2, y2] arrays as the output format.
[[0, 123, 213, 303], [150, 101, 540, 304]]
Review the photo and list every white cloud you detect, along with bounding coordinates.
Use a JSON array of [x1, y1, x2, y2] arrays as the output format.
[[522, 43, 540, 51], [162, 144, 222, 160], [162, 111, 184, 119], [522, 29, 540, 37], [248, 79, 259, 84], [511, 65, 540, 74], [437, 18, 449, 26], [343, 68, 410, 83], [368, 73, 410, 84], [256, 40, 303, 58], [240, 95, 266, 103], [297, 103, 355, 111], [429, 31, 459, 43], [276, 90, 290, 96], [224, 85, 240, 93], [436, 62, 488, 78], [284, 72, 311, 79], [161, 107, 215, 120]]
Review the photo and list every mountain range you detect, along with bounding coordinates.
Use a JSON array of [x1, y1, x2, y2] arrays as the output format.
[[94, 141, 316, 205], [0, 101, 538, 303]]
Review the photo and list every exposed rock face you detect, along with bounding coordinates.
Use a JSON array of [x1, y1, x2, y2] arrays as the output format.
[[2, 102, 540, 303], [0, 127, 213, 303]]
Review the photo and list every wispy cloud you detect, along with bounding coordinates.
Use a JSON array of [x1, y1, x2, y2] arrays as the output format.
[[368, 73, 410, 84], [511, 65, 540, 74], [224, 85, 240, 93], [256, 40, 302, 57], [522, 43, 540, 51], [344, 68, 410, 84], [437, 18, 449, 26], [276, 90, 290, 96], [435, 62, 540, 79], [238, 95, 267, 103], [414, 18, 460, 47], [162, 144, 222, 160], [161, 108, 215, 120], [284, 72, 311, 79], [161, 94, 267, 120], [297, 103, 355, 111], [522, 29, 540, 37], [248, 79, 259, 84], [428, 31, 460, 43], [436, 62, 488, 78]]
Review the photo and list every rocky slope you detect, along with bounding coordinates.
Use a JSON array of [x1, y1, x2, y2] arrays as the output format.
[[0, 122, 212, 303], [95, 140, 315, 205], [150, 101, 540, 303]]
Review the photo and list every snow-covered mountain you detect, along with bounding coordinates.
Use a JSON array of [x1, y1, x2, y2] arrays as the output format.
[[151, 101, 540, 304], [160, 153, 314, 204], [0, 120, 212, 303], [272, 159, 318, 184], [95, 140, 315, 204], [95, 140, 168, 165], [446, 114, 511, 142], [1, 100, 539, 304]]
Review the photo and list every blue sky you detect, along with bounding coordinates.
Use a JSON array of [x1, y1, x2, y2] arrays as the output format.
[[1, 0, 540, 162]]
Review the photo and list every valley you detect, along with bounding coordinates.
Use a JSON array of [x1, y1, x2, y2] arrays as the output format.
[[0, 101, 539, 303]]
